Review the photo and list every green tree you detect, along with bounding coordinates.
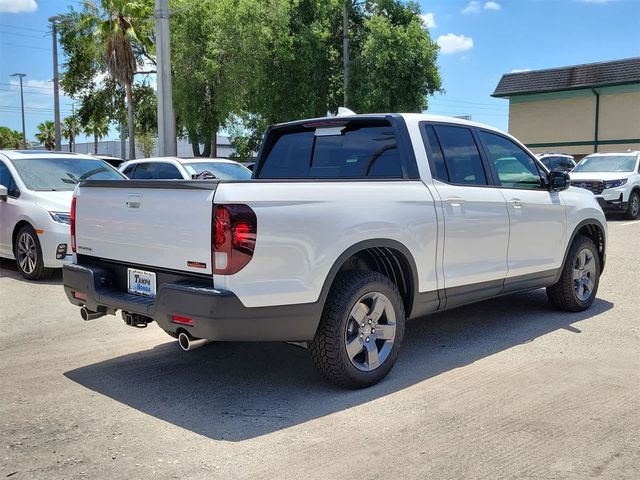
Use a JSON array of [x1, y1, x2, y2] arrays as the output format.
[[62, 114, 82, 152], [35, 121, 56, 150], [136, 131, 156, 157], [84, 118, 109, 154], [57, 1, 154, 159], [0, 127, 24, 149]]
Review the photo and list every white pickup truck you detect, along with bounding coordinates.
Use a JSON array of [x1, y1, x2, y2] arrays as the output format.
[[63, 113, 607, 388]]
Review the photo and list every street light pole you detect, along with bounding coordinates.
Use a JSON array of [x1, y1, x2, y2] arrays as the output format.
[[10, 73, 27, 149], [155, 0, 177, 156], [49, 16, 62, 151], [343, 0, 349, 108]]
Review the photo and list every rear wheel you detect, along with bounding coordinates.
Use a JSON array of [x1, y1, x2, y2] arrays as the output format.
[[547, 235, 600, 312], [14, 225, 55, 281], [625, 190, 640, 220], [309, 271, 405, 388]]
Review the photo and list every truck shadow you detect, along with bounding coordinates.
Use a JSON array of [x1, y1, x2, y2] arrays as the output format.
[[64, 290, 613, 442]]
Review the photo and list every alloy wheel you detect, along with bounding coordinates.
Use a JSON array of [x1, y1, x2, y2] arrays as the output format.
[[17, 232, 37, 275], [344, 291, 396, 372], [573, 248, 596, 302]]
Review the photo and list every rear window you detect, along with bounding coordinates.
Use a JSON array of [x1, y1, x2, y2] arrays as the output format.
[[257, 120, 403, 179]]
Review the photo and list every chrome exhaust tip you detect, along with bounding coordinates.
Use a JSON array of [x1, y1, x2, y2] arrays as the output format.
[[81, 306, 104, 321], [177, 332, 209, 351]]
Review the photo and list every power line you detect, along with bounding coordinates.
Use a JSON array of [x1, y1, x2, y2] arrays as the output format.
[[0, 30, 47, 40], [0, 82, 53, 91], [0, 41, 52, 51], [0, 23, 47, 33]]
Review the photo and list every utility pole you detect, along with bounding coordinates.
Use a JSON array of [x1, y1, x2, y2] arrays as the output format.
[[342, 1, 349, 108], [155, 0, 177, 156], [10, 73, 27, 149], [49, 16, 62, 151]]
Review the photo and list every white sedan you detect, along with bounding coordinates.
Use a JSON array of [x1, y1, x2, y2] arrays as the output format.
[[0, 150, 125, 280], [118, 157, 252, 180]]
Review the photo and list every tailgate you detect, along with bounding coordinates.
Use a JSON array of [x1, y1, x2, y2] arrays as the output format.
[[75, 180, 216, 275]]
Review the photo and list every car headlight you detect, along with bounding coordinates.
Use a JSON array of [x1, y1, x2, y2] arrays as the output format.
[[603, 179, 627, 189], [49, 211, 71, 225]]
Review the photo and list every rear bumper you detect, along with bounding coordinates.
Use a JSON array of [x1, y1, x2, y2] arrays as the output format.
[[63, 263, 320, 341]]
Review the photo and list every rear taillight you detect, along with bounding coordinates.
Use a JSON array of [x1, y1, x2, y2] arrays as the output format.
[[212, 204, 256, 275], [70, 196, 77, 253]]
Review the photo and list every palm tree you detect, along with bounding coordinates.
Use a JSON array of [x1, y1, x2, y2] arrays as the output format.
[[35, 120, 56, 150], [62, 115, 82, 152], [93, 0, 152, 160], [84, 118, 109, 154]]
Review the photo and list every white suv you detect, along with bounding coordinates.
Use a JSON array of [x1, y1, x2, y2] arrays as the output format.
[[118, 157, 251, 180], [570, 151, 640, 220], [0, 150, 125, 279]]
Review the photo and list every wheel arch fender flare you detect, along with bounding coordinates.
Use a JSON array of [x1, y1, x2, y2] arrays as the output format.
[[317, 238, 420, 316], [556, 218, 607, 283]]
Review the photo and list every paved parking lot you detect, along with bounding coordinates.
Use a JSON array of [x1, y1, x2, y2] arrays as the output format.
[[1, 218, 639, 479]]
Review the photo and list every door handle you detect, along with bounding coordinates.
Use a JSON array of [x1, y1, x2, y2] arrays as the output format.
[[445, 197, 465, 207], [509, 199, 523, 208]]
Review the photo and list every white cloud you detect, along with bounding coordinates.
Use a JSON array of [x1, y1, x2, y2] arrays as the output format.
[[420, 12, 436, 29], [463, 1, 501, 14], [510, 68, 531, 73], [437, 33, 474, 54], [462, 1, 482, 14], [0, 0, 37, 13]]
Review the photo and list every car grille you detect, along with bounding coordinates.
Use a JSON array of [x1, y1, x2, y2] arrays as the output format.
[[571, 180, 604, 195]]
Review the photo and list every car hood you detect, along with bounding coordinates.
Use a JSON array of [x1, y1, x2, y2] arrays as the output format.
[[33, 190, 74, 212], [570, 172, 633, 181]]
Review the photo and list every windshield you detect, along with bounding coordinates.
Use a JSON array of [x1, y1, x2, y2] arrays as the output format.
[[573, 155, 637, 173], [183, 162, 251, 180], [11, 157, 124, 191]]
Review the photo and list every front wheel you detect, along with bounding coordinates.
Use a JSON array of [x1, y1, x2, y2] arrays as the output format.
[[14, 225, 54, 281], [547, 235, 601, 312], [625, 190, 640, 220], [309, 271, 405, 388]]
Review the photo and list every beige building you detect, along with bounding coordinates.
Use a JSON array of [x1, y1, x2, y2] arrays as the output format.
[[493, 58, 640, 160]]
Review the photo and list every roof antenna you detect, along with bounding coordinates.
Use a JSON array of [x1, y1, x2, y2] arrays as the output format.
[[337, 107, 356, 117]]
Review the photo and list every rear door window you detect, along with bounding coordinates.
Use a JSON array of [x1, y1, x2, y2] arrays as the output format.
[[431, 125, 488, 186], [258, 121, 402, 179], [155, 163, 182, 179]]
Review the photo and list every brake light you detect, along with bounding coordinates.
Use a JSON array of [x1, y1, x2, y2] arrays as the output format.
[[172, 314, 194, 325], [70, 196, 77, 253], [212, 204, 257, 275]]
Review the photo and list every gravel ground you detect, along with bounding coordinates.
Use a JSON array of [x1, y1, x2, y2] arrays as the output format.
[[1, 218, 638, 479]]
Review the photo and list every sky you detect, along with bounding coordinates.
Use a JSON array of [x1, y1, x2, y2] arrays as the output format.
[[0, 0, 639, 144]]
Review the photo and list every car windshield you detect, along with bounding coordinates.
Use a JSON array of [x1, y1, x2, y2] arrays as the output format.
[[573, 155, 637, 173], [11, 157, 124, 191], [183, 162, 252, 180]]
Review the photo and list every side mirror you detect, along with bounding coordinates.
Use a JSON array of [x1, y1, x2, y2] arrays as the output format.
[[0, 184, 7, 201], [549, 171, 570, 192]]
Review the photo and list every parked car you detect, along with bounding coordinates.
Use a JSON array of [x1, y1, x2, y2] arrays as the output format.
[[0, 150, 125, 279], [570, 151, 640, 219], [118, 157, 252, 180], [92, 154, 125, 169], [63, 114, 607, 388], [536, 153, 576, 172]]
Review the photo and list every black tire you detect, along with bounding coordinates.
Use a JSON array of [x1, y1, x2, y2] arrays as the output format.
[[625, 190, 640, 220], [309, 270, 405, 389], [13, 225, 55, 281], [547, 235, 600, 312]]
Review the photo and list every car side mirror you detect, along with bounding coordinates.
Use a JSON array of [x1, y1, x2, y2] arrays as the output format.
[[0, 184, 7, 201], [548, 171, 570, 192]]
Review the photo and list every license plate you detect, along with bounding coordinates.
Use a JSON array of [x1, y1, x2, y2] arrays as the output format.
[[127, 268, 157, 298]]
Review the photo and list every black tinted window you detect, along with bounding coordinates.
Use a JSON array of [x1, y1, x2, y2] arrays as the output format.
[[156, 163, 182, 179], [0, 161, 19, 197], [479, 131, 542, 189], [122, 164, 136, 177], [433, 125, 487, 185], [258, 121, 402, 179], [422, 125, 449, 181], [130, 163, 154, 179]]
